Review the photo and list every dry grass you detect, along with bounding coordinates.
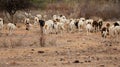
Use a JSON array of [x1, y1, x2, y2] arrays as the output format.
[[42, 1, 120, 20], [0, 26, 120, 67]]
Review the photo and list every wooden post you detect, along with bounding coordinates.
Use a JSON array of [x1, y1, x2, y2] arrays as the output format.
[[39, 20, 45, 47], [40, 26, 45, 47]]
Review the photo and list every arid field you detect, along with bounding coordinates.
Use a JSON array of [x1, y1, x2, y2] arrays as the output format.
[[0, 24, 120, 67], [0, 0, 120, 67]]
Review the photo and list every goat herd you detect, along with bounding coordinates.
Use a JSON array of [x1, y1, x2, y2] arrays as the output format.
[[0, 13, 120, 39]]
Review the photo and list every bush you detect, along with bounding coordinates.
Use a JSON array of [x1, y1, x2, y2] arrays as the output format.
[[35, 0, 120, 20]]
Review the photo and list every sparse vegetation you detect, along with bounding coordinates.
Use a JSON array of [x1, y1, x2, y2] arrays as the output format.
[[0, 0, 120, 67], [0, 0, 32, 23]]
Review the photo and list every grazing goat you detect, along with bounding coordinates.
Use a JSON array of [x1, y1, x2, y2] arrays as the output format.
[[109, 22, 120, 38], [52, 15, 67, 34], [69, 19, 76, 32], [7, 23, 16, 35], [86, 22, 93, 35], [102, 21, 120, 40], [53, 15, 58, 20], [34, 16, 39, 26], [74, 20, 79, 29], [24, 18, 30, 24], [24, 18, 32, 30], [101, 27, 109, 38], [78, 18, 86, 31], [53, 20, 60, 34], [92, 20, 98, 32], [101, 22, 110, 38], [36, 14, 42, 20], [85, 19, 93, 25], [59, 15, 66, 20], [98, 19, 103, 30], [24, 18, 29, 30], [43, 20, 54, 34]]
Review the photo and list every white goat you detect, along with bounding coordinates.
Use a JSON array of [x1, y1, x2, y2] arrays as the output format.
[[69, 19, 76, 32], [34, 16, 39, 26], [52, 15, 67, 33], [53, 15, 59, 20], [7, 23, 16, 35], [24, 18, 33, 30], [24, 18, 30, 24], [43, 20, 54, 34], [57, 15, 67, 33], [36, 14, 42, 20], [85, 19, 93, 25], [109, 22, 120, 38], [86, 22, 93, 35], [78, 18, 86, 31], [102, 21, 120, 42]]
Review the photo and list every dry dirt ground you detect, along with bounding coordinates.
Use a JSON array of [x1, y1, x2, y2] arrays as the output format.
[[0, 24, 120, 67]]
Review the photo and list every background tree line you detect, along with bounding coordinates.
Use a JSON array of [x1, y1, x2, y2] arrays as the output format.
[[31, 0, 120, 20], [0, 0, 120, 20]]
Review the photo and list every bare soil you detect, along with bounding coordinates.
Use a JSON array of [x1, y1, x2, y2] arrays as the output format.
[[0, 25, 120, 67]]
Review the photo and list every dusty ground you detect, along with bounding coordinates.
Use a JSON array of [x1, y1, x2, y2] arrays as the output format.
[[0, 25, 120, 67]]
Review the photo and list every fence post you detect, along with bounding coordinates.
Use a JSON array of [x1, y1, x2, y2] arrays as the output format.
[[39, 20, 45, 47]]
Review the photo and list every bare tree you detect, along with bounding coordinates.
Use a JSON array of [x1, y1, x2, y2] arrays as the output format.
[[0, 0, 32, 23]]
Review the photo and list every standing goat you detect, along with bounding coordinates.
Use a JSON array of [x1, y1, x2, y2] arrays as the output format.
[[78, 18, 86, 31], [34, 16, 39, 26], [7, 23, 16, 35], [101, 22, 110, 38], [86, 22, 93, 35]]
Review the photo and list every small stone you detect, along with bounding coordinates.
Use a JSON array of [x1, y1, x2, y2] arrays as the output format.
[[85, 60, 87, 62], [9, 61, 18, 65], [55, 51, 59, 55], [60, 58, 65, 61], [52, 63, 57, 66], [113, 48, 117, 50], [67, 40, 72, 42], [82, 42, 86, 44], [31, 49, 35, 51], [114, 57, 117, 60], [30, 52, 33, 54], [97, 57, 99, 61], [100, 65, 104, 67], [79, 61, 84, 64], [109, 44, 112, 46], [88, 60, 91, 62], [73, 60, 80, 63], [38, 51, 45, 53]]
